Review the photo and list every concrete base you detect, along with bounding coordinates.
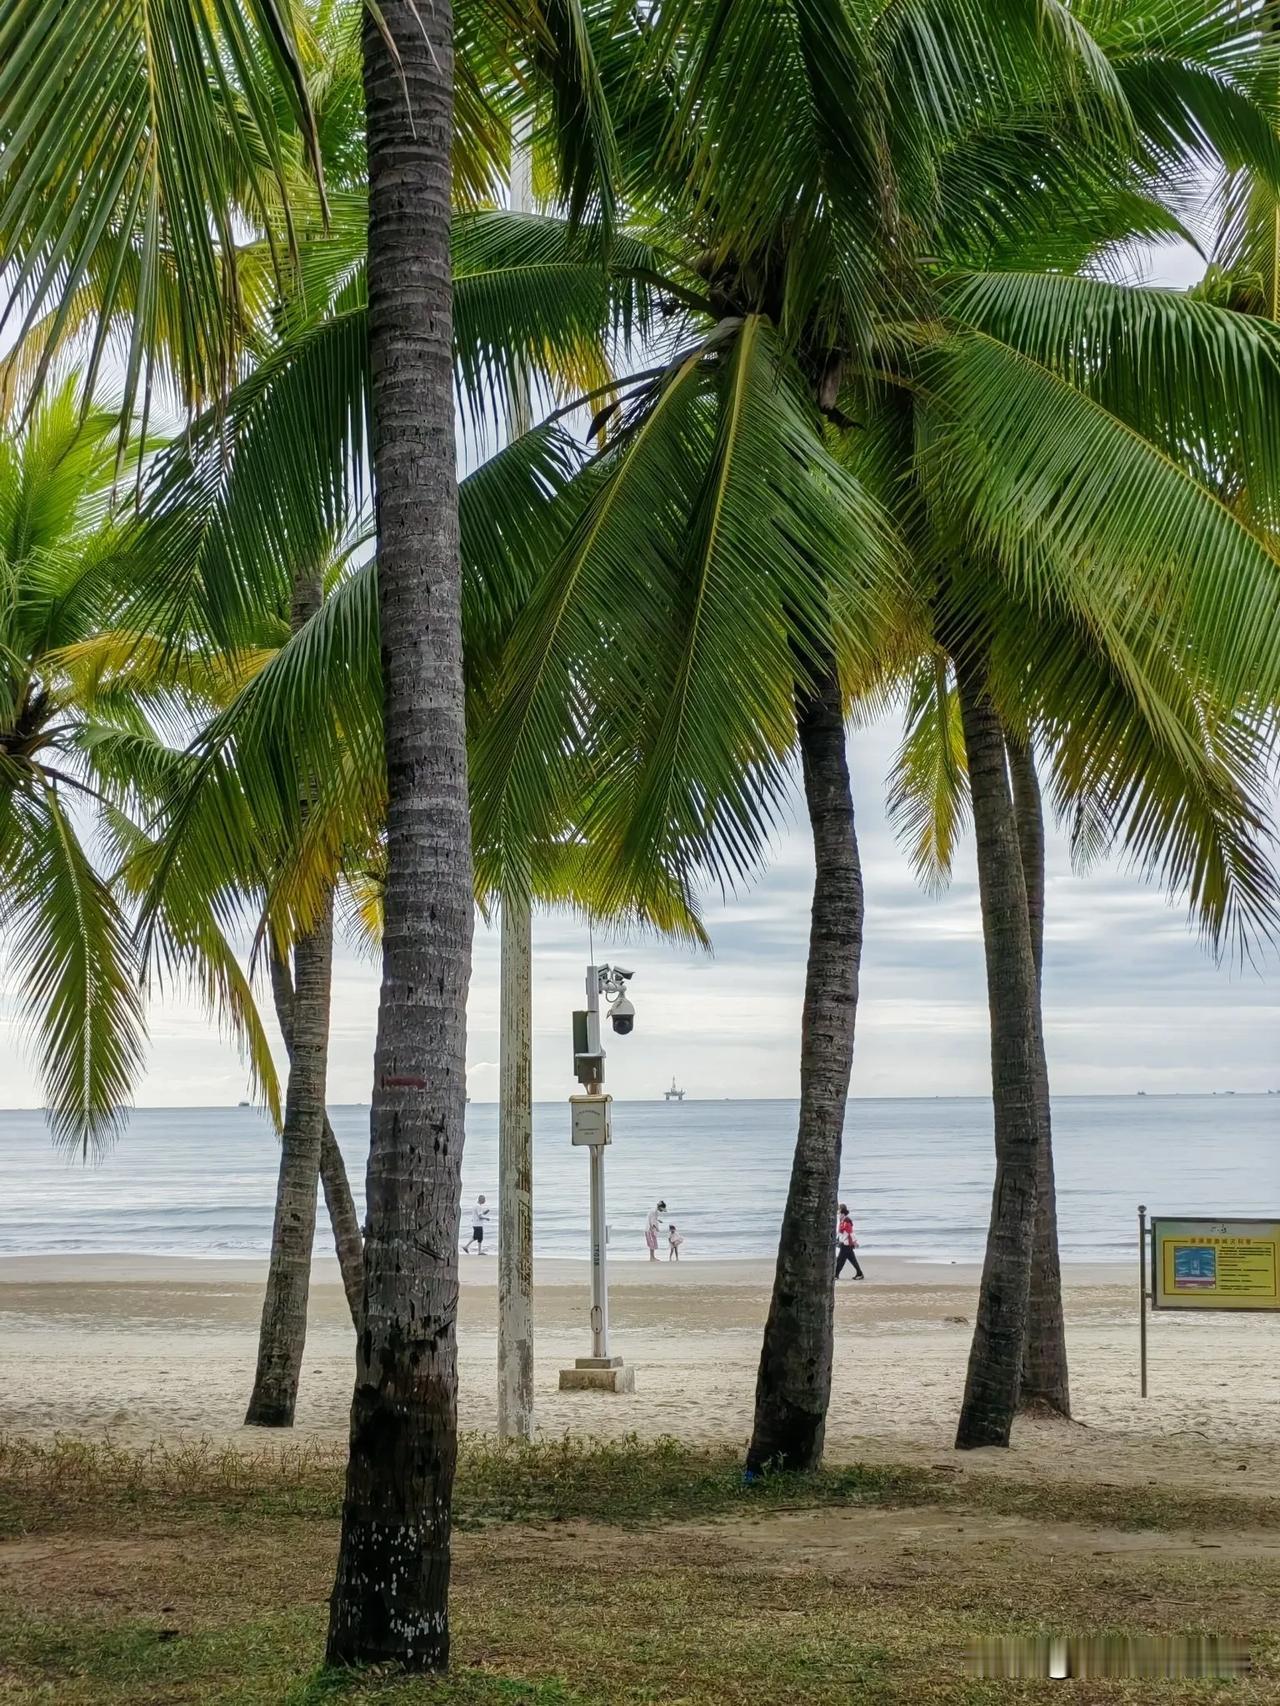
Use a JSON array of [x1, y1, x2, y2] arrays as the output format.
[[558, 1358, 635, 1393]]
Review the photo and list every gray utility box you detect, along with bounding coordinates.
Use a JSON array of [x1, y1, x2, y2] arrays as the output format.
[[570, 1093, 612, 1146]]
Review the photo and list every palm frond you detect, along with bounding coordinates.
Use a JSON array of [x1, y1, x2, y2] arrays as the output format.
[[886, 651, 969, 893], [918, 319, 1280, 714], [942, 269, 1280, 530], [103, 788, 283, 1126], [474, 317, 903, 908], [0, 0, 323, 429], [0, 775, 146, 1154]]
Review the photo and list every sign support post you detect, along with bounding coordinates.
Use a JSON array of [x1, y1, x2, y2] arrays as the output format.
[[1138, 1203, 1148, 1398]]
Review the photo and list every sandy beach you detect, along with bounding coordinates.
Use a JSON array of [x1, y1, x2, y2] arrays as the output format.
[[2, 1253, 1277, 1502]]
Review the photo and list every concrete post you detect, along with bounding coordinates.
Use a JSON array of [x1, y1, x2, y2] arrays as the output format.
[[498, 890, 535, 1439], [497, 118, 536, 1443]]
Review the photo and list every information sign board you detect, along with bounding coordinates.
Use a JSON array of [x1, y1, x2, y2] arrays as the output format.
[[1151, 1217, 1280, 1312]]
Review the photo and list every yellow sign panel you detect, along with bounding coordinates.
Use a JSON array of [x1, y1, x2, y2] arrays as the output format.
[[1151, 1218, 1280, 1312]]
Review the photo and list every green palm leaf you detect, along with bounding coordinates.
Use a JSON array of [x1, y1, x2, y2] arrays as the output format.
[[0, 0, 323, 429], [474, 317, 903, 905], [0, 774, 146, 1153], [886, 652, 969, 893], [917, 321, 1280, 712]]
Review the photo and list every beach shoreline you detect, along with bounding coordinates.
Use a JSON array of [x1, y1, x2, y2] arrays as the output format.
[[0, 1251, 1134, 1286]]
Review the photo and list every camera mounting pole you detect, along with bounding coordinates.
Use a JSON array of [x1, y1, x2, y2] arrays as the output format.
[[584, 963, 604, 1088], [559, 963, 636, 1395]]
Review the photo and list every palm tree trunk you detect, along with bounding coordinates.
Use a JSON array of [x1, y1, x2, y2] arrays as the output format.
[[244, 893, 334, 1426], [953, 650, 1047, 1449], [269, 947, 364, 1327], [1006, 732, 1070, 1418], [320, 1123, 364, 1326], [244, 561, 336, 1428], [497, 889, 534, 1440], [326, 0, 471, 1671], [747, 658, 863, 1473]]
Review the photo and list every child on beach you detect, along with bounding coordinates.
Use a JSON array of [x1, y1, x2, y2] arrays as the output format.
[[668, 1223, 684, 1261]]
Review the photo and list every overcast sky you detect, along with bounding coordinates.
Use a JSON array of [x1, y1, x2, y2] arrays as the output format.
[[2, 236, 1276, 1108], [3, 712, 1275, 1108]]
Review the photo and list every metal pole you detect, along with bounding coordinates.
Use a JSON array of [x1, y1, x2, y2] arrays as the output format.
[[584, 964, 602, 1070], [584, 963, 609, 1359], [589, 1141, 609, 1359], [496, 117, 536, 1443], [1138, 1203, 1148, 1399]]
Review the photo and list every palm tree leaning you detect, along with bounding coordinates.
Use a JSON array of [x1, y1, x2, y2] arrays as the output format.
[[914, 267, 1280, 1439], [474, 0, 920, 1475]]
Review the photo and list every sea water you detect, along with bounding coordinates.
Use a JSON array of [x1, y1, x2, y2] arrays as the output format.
[[1, 1096, 1275, 1264]]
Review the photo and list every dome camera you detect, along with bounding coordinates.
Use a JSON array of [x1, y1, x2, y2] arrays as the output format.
[[608, 994, 635, 1036]]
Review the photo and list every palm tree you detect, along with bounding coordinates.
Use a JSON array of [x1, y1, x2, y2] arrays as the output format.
[[2, 0, 620, 1662], [872, 262, 1280, 1442], [117, 174, 681, 1432], [326, 1, 471, 1637], [475, 0, 1280, 1466]]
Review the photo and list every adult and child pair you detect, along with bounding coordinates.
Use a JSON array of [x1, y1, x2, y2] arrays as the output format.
[[646, 1200, 685, 1260]]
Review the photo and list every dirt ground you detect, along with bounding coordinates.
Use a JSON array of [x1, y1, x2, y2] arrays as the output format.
[[2, 1473, 1278, 1703]]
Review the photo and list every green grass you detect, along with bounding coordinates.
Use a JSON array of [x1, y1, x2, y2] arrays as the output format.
[[1, 1435, 1277, 1704], [2, 1430, 1275, 1538]]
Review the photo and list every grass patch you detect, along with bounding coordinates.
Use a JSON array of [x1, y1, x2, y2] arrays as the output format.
[[1, 1434, 1278, 1702], [2, 1431, 1276, 1540]]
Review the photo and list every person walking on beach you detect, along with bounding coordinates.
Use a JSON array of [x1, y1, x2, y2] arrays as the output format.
[[668, 1223, 684, 1262], [463, 1195, 490, 1254], [645, 1200, 666, 1261], [835, 1203, 864, 1279]]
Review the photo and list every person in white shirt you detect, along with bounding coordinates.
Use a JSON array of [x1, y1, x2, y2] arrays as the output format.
[[645, 1200, 666, 1261], [464, 1195, 490, 1254]]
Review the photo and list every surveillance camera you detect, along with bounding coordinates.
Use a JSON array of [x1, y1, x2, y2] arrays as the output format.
[[608, 994, 635, 1035], [612, 966, 634, 982]]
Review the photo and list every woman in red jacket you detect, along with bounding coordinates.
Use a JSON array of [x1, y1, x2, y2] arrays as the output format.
[[835, 1204, 864, 1279]]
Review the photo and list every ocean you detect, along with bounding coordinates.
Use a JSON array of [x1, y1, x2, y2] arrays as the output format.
[[2, 1096, 1276, 1265]]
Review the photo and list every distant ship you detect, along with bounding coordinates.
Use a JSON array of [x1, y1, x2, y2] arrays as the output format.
[[663, 1076, 685, 1102], [237, 1100, 250, 1107]]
